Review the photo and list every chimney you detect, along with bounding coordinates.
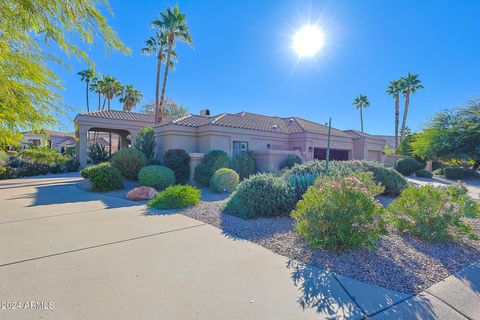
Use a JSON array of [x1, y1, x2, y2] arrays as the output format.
[[200, 109, 211, 116]]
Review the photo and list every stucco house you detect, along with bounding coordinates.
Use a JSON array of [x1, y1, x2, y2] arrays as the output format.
[[74, 109, 386, 169]]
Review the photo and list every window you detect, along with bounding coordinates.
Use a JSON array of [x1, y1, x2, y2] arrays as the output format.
[[233, 141, 248, 157]]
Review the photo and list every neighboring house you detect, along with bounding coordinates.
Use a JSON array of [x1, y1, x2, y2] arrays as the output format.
[[74, 109, 386, 170], [20, 130, 75, 153], [373, 135, 399, 151]]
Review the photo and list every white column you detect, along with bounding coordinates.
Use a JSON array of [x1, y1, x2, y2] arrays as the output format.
[[129, 129, 138, 148]]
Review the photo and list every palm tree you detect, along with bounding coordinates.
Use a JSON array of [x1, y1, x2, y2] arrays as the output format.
[[89, 76, 102, 111], [78, 68, 95, 112], [400, 73, 424, 140], [118, 85, 143, 111], [386, 79, 404, 149], [141, 32, 177, 123], [97, 75, 122, 156], [154, 5, 193, 124], [353, 95, 369, 132]]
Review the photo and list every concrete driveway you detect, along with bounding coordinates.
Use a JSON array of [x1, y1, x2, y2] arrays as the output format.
[[0, 174, 477, 319]]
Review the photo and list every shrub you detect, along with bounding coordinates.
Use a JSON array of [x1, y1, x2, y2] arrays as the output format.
[[163, 149, 191, 184], [223, 173, 295, 219], [48, 164, 65, 174], [16, 162, 49, 176], [80, 162, 110, 179], [284, 160, 407, 195], [415, 169, 433, 178], [146, 158, 162, 166], [464, 168, 480, 179], [210, 168, 239, 193], [286, 173, 318, 202], [292, 175, 387, 250], [194, 150, 230, 186], [0, 150, 7, 167], [148, 185, 201, 210], [8, 156, 24, 168], [20, 147, 65, 165], [87, 142, 109, 164], [433, 168, 444, 176], [65, 158, 80, 172], [230, 151, 256, 180], [134, 126, 156, 160], [110, 148, 146, 180], [89, 164, 124, 192], [443, 184, 479, 218], [0, 166, 14, 179], [280, 154, 302, 170], [444, 167, 465, 180], [395, 157, 420, 176], [139, 165, 175, 190], [388, 185, 477, 241]]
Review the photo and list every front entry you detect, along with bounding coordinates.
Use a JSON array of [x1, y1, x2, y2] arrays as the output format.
[[314, 148, 349, 161]]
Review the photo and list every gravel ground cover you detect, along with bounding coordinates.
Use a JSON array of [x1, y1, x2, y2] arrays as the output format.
[[77, 180, 480, 294]]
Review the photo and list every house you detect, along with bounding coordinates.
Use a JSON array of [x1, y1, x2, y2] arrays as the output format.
[[74, 109, 386, 169], [19, 130, 76, 153]]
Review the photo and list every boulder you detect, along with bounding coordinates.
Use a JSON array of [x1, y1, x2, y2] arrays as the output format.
[[126, 186, 157, 201]]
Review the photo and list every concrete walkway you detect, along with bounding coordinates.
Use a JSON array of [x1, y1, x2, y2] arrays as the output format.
[[0, 174, 478, 319]]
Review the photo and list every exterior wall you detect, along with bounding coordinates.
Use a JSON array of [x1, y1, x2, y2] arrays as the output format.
[[154, 125, 198, 156], [255, 150, 304, 171]]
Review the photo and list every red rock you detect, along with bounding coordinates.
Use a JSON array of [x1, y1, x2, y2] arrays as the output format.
[[126, 186, 157, 201]]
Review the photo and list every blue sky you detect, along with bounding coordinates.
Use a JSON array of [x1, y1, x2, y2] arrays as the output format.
[[52, 0, 480, 135]]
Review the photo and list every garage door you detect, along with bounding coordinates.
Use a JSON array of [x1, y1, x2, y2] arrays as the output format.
[[314, 148, 349, 161], [367, 150, 381, 162]]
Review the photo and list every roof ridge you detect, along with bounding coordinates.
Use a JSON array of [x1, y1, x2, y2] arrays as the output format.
[[209, 113, 227, 124], [172, 114, 192, 124]]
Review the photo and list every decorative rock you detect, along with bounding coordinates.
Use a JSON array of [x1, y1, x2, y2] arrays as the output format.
[[126, 186, 157, 201]]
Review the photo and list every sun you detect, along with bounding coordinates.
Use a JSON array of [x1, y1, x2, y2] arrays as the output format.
[[293, 25, 325, 57]]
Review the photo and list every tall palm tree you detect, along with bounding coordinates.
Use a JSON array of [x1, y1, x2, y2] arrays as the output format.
[[141, 32, 177, 123], [386, 79, 404, 149], [353, 95, 369, 132], [400, 73, 424, 140], [78, 68, 95, 112], [118, 85, 143, 111], [89, 76, 102, 111], [153, 5, 193, 124], [97, 75, 122, 156]]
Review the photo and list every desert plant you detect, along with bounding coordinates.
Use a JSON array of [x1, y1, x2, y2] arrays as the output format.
[[223, 173, 295, 219], [230, 150, 256, 180], [194, 150, 230, 186], [280, 154, 302, 170], [80, 162, 110, 179], [292, 175, 387, 250], [134, 126, 156, 160], [415, 169, 433, 178], [286, 173, 318, 202], [163, 149, 191, 184], [87, 142, 109, 164], [88, 164, 124, 192], [139, 165, 175, 190], [388, 185, 477, 241], [210, 168, 239, 193], [395, 157, 420, 176], [148, 185, 201, 210], [110, 148, 146, 180], [444, 167, 465, 180]]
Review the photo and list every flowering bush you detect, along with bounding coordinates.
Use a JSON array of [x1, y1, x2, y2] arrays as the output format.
[[388, 185, 477, 241], [292, 174, 387, 250]]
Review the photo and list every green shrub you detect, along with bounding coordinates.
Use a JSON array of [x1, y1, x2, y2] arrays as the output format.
[[163, 149, 191, 184], [388, 185, 477, 241], [284, 160, 407, 195], [292, 175, 387, 250], [89, 164, 124, 192], [8, 156, 24, 168], [415, 169, 433, 178], [433, 168, 444, 176], [280, 154, 302, 170], [20, 147, 65, 165], [146, 158, 162, 166], [80, 162, 110, 179], [139, 165, 175, 190], [230, 151, 256, 180], [444, 167, 465, 180], [223, 173, 295, 219], [464, 168, 480, 179], [0, 166, 14, 179], [444, 184, 479, 218], [286, 173, 318, 202], [134, 126, 156, 160], [395, 157, 420, 176], [110, 148, 146, 180], [65, 158, 80, 172], [48, 164, 65, 174], [194, 150, 229, 186], [16, 162, 49, 176], [0, 150, 7, 167], [148, 185, 201, 210], [210, 168, 239, 193], [87, 142, 109, 164]]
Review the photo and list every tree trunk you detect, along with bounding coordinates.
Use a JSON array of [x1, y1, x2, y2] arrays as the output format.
[[98, 92, 101, 110], [86, 81, 90, 112], [360, 107, 364, 132], [154, 51, 163, 123], [158, 36, 174, 124], [395, 94, 400, 149], [108, 98, 112, 157], [400, 88, 410, 141]]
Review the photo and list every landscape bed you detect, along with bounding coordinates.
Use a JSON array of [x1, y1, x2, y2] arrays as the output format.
[[77, 179, 480, 294]]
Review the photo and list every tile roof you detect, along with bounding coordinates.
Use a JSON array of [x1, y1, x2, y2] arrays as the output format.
[[78, 110, 354, 138], [22, 130, 75, 138], [344, 130, 387, 142]]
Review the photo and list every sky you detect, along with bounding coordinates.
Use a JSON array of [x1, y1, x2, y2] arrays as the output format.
[[51, 0, 480, 135]]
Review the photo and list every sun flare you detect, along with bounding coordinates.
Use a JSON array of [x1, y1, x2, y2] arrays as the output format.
[[293, 25, 325, 57]]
